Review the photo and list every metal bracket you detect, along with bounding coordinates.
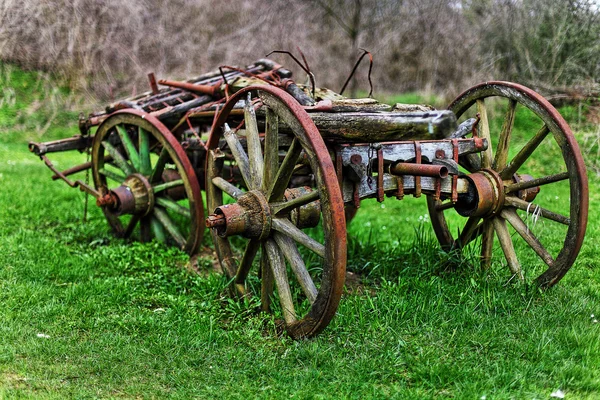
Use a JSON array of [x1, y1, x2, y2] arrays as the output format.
[[452, 139, 459, 203], [414, 141, 422, 198]]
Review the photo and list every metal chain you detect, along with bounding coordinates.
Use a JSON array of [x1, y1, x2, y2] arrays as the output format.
[[83, 150, 90, 223]]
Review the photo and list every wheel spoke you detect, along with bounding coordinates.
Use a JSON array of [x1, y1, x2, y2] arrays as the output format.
[[476, 99, 493, 168], [154, 207, 186, 248], [493, 99, 516, 170], [155, 197, 191, 218], [140, 217, 152, 242], [268, 138, 302, 202], [207, 149, 238, 280], [481, 220, 494, 269], [260, 248, 274, 312], [150, 216, 167, 243], [500, 125, 549, 179], [264, 239, 297, 324], [116, 124, 140, 171], [271, 190, 320, 215], [98, 168, 126, 183], [102, 140, 134, 175], [211, 177, 243, 199], [244, 94, 264, 189], [492, 217, 524, 280], [153, 179, 184, 193], [504, 196, 570, 225], [460, 153, 482, 173], [234, 239, 260, 286], [262, 107, 279, 192], [456, 216, 481, 247], [123, 214, 141, 238], [223, 123, 253, 189], [271, 217, 325, 258], [501, 209, 555, 267], [149, 147, 170, 183], [138, 126, 152, 175], [274, 233, 318, 303], [504, 172, 569, 193], [435, 200, 455, 211]]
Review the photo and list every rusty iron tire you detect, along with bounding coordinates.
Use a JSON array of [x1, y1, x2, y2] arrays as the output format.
[[205, 85, 347, 339], [91, 110, 203, 255], [427, 81, 588, 287]]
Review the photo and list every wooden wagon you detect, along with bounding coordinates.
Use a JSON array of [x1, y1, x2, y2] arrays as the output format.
[[30, 59, 589, 338]]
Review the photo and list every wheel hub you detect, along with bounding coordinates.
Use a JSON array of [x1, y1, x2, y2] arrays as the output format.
[[206, 190, 272, 239], [511, 173, 541, 202], [284, 187, 321, 229], [455, 168, 505, 217], [97, 173, 155, 216]]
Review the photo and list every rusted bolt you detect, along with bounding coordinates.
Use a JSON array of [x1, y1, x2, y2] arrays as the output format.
[[96, 193, 117, 208], [350, 154, 362, 164], [435, 149, 446, 159], [206, 214, 226, 228]]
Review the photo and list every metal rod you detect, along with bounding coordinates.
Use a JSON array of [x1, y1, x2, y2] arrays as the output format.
[[389, 162, 449, 178], [158, 79, 220, 97]]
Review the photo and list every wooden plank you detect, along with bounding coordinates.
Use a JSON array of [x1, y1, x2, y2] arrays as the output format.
[[306, 110, 457, 141]]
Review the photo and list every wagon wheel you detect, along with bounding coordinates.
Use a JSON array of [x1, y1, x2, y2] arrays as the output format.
[[427, 82, 588, 287], [91, 110, 203, 254], [205, 86, 346, 339]]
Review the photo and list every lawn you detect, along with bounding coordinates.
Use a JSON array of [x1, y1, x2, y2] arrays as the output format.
[[1, 65, 599, 399]]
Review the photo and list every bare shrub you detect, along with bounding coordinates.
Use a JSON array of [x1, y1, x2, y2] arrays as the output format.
[[0, 0, 597, 102]]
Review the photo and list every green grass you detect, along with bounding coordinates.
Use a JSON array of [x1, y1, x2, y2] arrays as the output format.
[[1, 65, 600, 399]]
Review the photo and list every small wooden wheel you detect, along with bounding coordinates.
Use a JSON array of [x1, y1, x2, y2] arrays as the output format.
[[427, 82, 588, 287], [205, 86, 346, 339], [91, 110, 203, 254]]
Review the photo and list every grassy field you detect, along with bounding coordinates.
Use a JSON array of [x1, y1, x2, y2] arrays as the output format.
[[1, 65, 599, 399]]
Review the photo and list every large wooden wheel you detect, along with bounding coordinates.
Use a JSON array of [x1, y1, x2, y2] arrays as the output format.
[[427, 82, 588, 287], [205, 86, 346, 339], [91, 110, 203, 254]]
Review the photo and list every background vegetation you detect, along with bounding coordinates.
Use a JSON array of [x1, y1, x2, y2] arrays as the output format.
[[1, 0, 599, 101]]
